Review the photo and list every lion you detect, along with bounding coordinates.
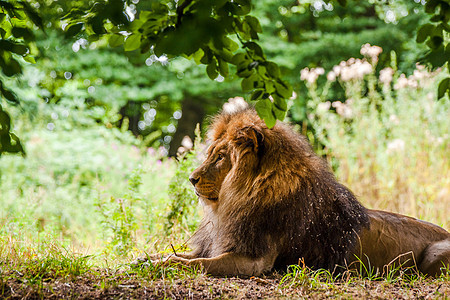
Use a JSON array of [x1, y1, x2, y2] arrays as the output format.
[[141, 108, 449, 277]]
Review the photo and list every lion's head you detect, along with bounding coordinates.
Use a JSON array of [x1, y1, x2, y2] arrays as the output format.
[[189, 110, 266, 206], [189, 108, 369, 270]]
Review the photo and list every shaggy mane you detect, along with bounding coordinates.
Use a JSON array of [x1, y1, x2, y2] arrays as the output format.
[[192, 108, 370, 271]]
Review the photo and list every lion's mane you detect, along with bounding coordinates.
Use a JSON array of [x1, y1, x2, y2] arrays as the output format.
[[190, 109, 370, 271]]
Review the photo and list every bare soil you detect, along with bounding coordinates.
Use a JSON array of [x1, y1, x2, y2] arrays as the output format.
[[1, 269, 449, 299]]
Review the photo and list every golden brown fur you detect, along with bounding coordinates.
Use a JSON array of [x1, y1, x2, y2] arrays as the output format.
[[145, 108, 450, 277]]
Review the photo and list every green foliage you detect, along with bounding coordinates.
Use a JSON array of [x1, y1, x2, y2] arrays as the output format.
[[280, 261, 335, 290], [416, 0, 450, 98], [61, 0, 292, 128], [165, 125, 202, 234], [0, 0, 43, 155], [0, 104, 23, 155]]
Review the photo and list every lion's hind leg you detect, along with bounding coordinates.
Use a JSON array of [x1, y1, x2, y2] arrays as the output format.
[[419, 238, 450, 277]]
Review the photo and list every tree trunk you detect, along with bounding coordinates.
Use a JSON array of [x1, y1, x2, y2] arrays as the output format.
[[169, 97, 205, 157]]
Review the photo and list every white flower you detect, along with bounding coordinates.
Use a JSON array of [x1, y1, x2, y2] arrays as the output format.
[[389, 114, 399, 125], [367, 45, 382, 58], [315, 67, 325, 75], [387, 139, 405, 154], [332, 65, 341, 76], [300, 67, 323, 84], [300, 67, 310, 81], [394, 74, 408, 90], [357, 61, 373, 78], [332, 101, 352, 118], [361, 43, 382, 59], [340, 67, 352, 82], [327, 71, 336, 82], [407, 78, 418, 89], [317, 101, 331, 113], [379, 67, 394, 85]]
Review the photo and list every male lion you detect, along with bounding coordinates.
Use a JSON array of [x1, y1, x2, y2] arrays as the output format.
[[144, 108, 450, 277]]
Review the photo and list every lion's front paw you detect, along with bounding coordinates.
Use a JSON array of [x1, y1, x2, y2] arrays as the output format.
[[131, 253, 168, 268]]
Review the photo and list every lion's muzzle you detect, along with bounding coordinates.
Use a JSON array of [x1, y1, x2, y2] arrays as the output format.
[[189, 176, 200, 186]]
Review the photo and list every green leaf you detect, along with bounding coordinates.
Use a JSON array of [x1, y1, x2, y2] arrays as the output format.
[[217, 58, 229, 77], [222, 37, 239, 52], [3, 58, 22, 76], [206, 61, 218, 79], [245, 16, 262, 33], [275, 81, 292, 99], [124, 34, 141, 51], [200, 47, 213, 64], [0, 109, 11, 134], [65, 22, 83, 38], [218, 48, 234, 62], [416, 24, 435, 43], [264, 81, 275, 94], [438, 77, 449, 99], [192, 48, 204, 64], [272, 105, 286, 120], [244, 42, 264, 58], [241, 74, 256, 92], [266, 62, 280, 78], [424, 0, 439, 14], [272, 94, 287, 111], [109, 34, 125, 48], [23, 55, 35, 64], [0, 81, 19, 104], [426, 35, 443, 49], [250, 89, 264, 100], [11, 27, 34, 41], [237, 67, 254, 78], [231, 53, 247, 65], [20, 1, 44, 29], [11, 44, 27, 55], [89, 15, 105, 35], [255, 98, 276, 128]]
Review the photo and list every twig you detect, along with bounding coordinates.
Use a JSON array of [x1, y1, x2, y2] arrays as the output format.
[[170, 243, 178, 256]]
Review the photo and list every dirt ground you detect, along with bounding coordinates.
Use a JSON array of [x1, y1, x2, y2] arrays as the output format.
[[1, 269, 449, 299]]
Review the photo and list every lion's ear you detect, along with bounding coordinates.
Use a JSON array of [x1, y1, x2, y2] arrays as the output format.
[[235, 126, 264, 153]]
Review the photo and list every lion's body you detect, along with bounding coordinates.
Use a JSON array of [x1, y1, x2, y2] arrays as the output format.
[[151, 108, 449, 277]]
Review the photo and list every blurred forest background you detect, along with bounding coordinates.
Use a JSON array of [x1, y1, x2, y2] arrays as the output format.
[[0, 0, 449, 260]]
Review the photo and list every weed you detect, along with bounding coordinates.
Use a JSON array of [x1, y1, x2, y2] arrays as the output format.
[[280, 259, 335, 290], [96, 166, 144, 255]]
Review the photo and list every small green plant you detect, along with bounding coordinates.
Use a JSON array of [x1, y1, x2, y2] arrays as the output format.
[[437, 263, 450, 281], [351, 254, 381, 281], [280, 259, 335, 290], [96, 166, 144, 255], [165, 125, 203, 235]]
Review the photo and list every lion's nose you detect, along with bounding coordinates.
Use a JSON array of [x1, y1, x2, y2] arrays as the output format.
[[189, 176, 200, 186]]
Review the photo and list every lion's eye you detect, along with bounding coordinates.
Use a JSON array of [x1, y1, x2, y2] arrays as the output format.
[[216, 153, 224, 163]]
